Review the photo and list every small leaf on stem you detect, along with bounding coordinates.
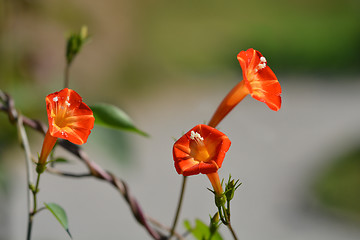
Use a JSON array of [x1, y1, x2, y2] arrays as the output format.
[[44, 202, 72, 239], [52, 157, 70, 164]]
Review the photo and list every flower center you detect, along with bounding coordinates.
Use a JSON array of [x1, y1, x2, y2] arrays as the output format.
[[190, 131, 210, 162], [254, 56, 267, 73], [53, 110, 68, 128], [51, 97, 70, 128]]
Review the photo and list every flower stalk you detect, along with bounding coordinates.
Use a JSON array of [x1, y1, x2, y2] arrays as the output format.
[[16, 115, 37, 240], [169, 176, 187, 239]]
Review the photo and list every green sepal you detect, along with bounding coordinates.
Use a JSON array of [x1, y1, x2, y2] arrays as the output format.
[[36, 163, 47, 174], [214, 193, 227, 209]]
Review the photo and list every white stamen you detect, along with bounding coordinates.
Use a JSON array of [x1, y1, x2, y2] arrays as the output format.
[[255, 57, 267, 73], [258, 63, 266, 69], [190, 131, 204, 141], [53, 96, 58, 102], [65, 101, 70, 107]]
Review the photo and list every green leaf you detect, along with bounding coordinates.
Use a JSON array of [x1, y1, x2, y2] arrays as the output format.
[[91, 103, 148, 137], [53, 157, 70, 163], [184, 219, 223, 240], [209, 230, 223, 240], [184, 219, 192, 232], [44, 202, 72, 239]]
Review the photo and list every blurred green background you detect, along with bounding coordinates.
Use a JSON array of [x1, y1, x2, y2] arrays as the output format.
[[1, 0, 360, 239], [1, 0, 359, 94]]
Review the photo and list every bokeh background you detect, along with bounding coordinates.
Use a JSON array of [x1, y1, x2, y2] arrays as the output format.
[[1, 0, 360, 239]]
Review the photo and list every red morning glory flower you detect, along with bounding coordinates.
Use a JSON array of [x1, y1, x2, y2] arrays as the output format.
[[38, 88, 94, 167], [208, 48, 282, 128], [173, 124, 231, 194]]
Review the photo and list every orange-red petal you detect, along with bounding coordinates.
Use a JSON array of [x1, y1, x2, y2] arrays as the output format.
[[237, 48, 282, 111], [46, 88, 95, 145]]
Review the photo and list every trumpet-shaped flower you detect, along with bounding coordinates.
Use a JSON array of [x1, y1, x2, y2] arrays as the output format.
[[38, 88, 94, 167], [208, 48, 282, 128], [46, 88, 94, 144], [173, 124, 231, 194]]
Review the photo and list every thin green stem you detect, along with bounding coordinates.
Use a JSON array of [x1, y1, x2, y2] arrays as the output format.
[[27, 172, 42, 240], [169, 176, 187, 239], [227, 200, 231, 219], [218, 206, 226, 225], [26, 218, 33, 240], [227, 222, 238, 240], [17, 116, 35, 240], [64, 62, 70, 89], [222, 205, 238, 240], [33, 173, 41, 213]]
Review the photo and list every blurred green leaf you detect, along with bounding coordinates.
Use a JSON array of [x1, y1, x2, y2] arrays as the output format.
[[184, 219, 223, 240], [314, 146, 360, 219], [44, 202, 72, 239], [210, 232, 223, 240], [91, 103, 148, 137]]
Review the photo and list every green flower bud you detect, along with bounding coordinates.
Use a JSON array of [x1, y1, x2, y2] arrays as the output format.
[[209, 212, 220, 235], [66, 26, 89, 64], [215, 193, 227, 208], [225, 176, 241, 201], [225, 180, 235, 200]]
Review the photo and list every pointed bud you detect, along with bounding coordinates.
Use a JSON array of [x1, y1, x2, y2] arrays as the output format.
[[225, 176, 241, 201], [209, 212, 220, 235], [66, 26, 90, 64], [225, 180, 236, 201]]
